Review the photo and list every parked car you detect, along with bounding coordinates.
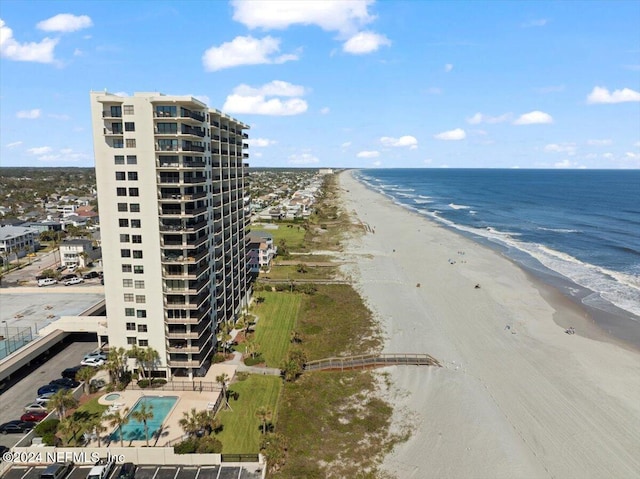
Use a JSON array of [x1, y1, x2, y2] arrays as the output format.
[[63, 277, 84, 286], [50, 378, 80, 389], [80, 357, 105, 367], [37, 384, 67, 396], [83, 271, 101, 279], [0, 421, 35, 434], [40, 462, 74, 479], [116, 462, 136, 479], [61, 366, 82, 379], [35, 392, 56, 403], [83, 351, 107, 361], [37, 278, 57, 287], [67, 264, 78, 272], [21, 411, 49, 422], [0, 445, 9, 461], [56, 265, 66, 272], [88, 457, 115, 479], [60, 274, 78, 281], [24, 402, 48, 413]]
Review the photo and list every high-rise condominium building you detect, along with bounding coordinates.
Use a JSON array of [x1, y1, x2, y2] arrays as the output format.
[[90, 91, 251, 379]]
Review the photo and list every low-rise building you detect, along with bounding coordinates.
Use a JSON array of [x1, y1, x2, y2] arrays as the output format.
[[247, 231, 277, 274], [59, 238, 97, 267], [0, 225, 39, 259]]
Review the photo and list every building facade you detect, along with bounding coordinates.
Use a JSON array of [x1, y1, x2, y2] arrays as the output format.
[[90, 91, 251, 379], [0, 225, 38, 258], [247, 231, 276, 275]]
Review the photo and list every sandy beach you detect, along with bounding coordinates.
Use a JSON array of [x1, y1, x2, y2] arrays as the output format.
[[339, 171, 640, 478]]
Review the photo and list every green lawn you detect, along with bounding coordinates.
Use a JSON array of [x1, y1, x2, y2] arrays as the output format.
[[252, 291, 302, 367], [263, 264, 336, 281], [216, 375, 281, 453], [260, 223, 307, 251]]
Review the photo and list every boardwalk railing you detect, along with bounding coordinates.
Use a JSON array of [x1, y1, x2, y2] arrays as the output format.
[[128, 380, 222, 392], [304, 353, 441, 372]]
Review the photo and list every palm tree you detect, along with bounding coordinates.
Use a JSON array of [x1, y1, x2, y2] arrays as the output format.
[[76, 366, 96, 395], [216, 373, 232, 410], [105, 408, 130, 447], [140, 347, 160, 379], [56, 417, 76, 446], [131, 403, 154, 447], [106, 347, 128, 386], [47, 389, 78, 419], [197, 409, 220, 436], [91, 419, 108, 447], [179, 408, 201, 437], [255, 406, 272, 435]]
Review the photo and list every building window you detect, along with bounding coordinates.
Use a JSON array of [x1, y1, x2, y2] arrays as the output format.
[[122, 264, 132, 273], [137, 324, 147, 332], [130, 203, 140, 212], [136, 310, 147, 318], [124, 307, 135, 316], [134, 265, 144, 274], [134, 280, 145, 289], [127, 155, 137, 165], [129, 187, 139, 197], [123, 105, 134, 115], [118, 219, 129, 227], [120, 234, 130, 243], [123, 279, 133, 288], [126, 139, 136, 148], [135, 294, 146, 303], [124, 293, 134, 302], [121, 249, 131, 258], [157, 123, 177, 134], [125, 122, 135, 132], [113, 139, 124, 149], [127, 337, 136, 345], [138, 339, 148, 347], [117, 203, 128, 212], [116, 187, 127, 197], [131, 219, 141, 228], [158, 139, 178, 151], [156, 105, 176, 117], [132, 235, 142, 244], [128, 172, 138, 181], [114, 155, 125, 165], [115, 171, 126, 181], [126, 322, 136, 330], [110, 105, 122, 117], [133, 250, 143, 259]]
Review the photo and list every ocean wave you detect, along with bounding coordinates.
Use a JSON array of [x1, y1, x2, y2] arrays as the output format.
[[449, 203, 471, 210], [537, 227, 580, 234], [413, 198, 432, 204], [469, 210, 477, 215]]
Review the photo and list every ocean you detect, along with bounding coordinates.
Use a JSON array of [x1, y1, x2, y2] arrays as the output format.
[[355, 169, 640, 331]]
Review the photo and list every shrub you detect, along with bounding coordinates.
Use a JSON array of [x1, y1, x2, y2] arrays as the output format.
[[196, 436, 223, 453], [42, 432, 57, 446], [137, 379, 150, 388], [244, 354, 264, 366], [235, 372, 249, 381], [151, 378, 167, 387], [174, 438, 198, 454], [34, 419, 59, 437], [212, 353, 226, 364]]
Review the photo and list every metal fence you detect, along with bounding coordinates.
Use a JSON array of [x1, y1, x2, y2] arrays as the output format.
[[221, 454, 260, 463], [128, 380, 222, 392], [0, 326, 34, 360]]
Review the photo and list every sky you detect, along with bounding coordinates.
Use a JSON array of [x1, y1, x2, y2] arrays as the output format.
[[1, 0, 639, 169]]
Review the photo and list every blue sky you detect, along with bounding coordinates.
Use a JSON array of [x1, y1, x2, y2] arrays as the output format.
[[1, 0, 639, 169]]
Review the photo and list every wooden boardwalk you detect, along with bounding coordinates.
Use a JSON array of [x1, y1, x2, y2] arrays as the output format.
[[304, 353, 441, 372]]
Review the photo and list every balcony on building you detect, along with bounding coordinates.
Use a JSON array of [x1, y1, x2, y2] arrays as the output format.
[[179, 107, 206, 123], [102, 105, 122, 118], [182, 141, 205, 152]]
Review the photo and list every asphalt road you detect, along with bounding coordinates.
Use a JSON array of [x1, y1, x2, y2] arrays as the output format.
[[0, 341, 97, 450]]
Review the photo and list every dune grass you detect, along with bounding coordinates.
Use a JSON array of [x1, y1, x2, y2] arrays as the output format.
[[216, 375, 282, 453]]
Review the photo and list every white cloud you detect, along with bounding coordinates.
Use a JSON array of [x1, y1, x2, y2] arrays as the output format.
[[586, 86, 640, 104], [248, 138, 277, 147], [73, 48, 83, 56], [380, 135, 418, 149], [222, 81, 308, 116], [0, 19, 58, 63], [231, 0, 375, 35], [253, 151, 263, 158], [16, 109, 41, 119], [635, 141, 640, 148], [513, 111, 553, 125], [586, 139, 612, 146], [434, 128, 466, 140], [112, 91, 129, 97], [544, 143, 577, 155], [320, 107, 330, 114], [341, 141, 352, 149], [288, 152, 319, 165], [202, 35, 299, 71], [423, 158, 432, 165], [343, 31, 391, 54], [37, 14, 93, 33], [48, 113, 70, 120], [372, 160, 382, 167], [426, 87, 442, 95], [554, 159, 577, 168], [625, 151, 640, 160], [522, 19, 548, 27], [28, 146, 52, 155], [466, 112, 511, 124], [444, 63, 453, 72], [193, 95, 210, 105], [357, 150, 380, 158], [6, 141, 22, 148], [603, 152, 614, 159]]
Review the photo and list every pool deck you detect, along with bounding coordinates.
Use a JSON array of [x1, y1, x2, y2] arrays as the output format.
[[92, 363, 238, 447]]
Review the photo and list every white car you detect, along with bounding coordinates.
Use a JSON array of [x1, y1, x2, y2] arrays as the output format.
[[35, 393, 55, 403], [80, 357, 105, 367], [24, 402, 48, 413], [37, 278, 57, 287], [63, 277, 84, 286], [83, 351, 107, 361]]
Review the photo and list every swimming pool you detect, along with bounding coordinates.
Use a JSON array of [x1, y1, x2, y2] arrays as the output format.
[[110, 395, 178, 442]]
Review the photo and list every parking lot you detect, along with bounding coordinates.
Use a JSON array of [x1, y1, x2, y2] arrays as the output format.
[[2, 464, 262, 479], [0, 340, 98, 450]]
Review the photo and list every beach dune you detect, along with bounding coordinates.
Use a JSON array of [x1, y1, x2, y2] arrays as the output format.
[[339, 171, 640, 478]]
